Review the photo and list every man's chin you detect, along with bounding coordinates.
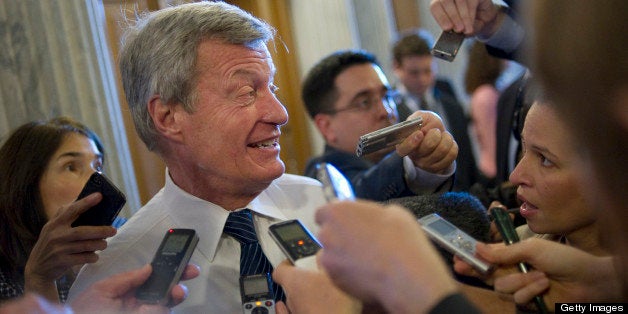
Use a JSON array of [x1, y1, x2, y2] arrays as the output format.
[[259, 160, 285, 178]]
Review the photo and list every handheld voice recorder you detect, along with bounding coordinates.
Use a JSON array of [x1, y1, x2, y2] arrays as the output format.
[[315, 162, 355, 201], [490, 207, 548, 314], [268, 219, 321, 270], [356, 117, 423, 157], [239, 273, 276, 314], [431, 31, 465, 62], [136, 228, 199, 305], [418, 213, 492, 274], [72, 172, 126, 227]]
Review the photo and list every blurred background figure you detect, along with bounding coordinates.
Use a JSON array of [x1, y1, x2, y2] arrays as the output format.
[[464, 40, 505, 185], [392, 29, 479, 191]]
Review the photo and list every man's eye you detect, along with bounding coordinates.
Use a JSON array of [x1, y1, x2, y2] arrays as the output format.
[[270, 84, 279, 94], [355, 98, 370, 109], [235, 88, 257, 105]]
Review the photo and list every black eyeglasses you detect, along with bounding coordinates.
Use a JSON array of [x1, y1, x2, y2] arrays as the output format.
[[326, 91, 398, 116]]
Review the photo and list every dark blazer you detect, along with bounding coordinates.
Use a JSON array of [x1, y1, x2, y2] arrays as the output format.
[[304, 145, 452, 201], [494, 73, 527, 184], [485, 0, 523, 62], [396, 79, 479, 191]]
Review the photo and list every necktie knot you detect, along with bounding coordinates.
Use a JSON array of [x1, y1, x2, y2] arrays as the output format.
[[223, 209, 257, 244], [419, 94, 430, 111]]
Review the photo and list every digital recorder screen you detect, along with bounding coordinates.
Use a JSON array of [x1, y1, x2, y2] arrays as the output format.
[[162, 234, 189, 254]]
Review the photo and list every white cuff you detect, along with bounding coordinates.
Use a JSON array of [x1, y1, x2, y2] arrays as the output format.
[[403, 157, 455, 194]]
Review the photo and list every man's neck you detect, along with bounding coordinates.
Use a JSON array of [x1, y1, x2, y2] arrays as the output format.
[[166, 166, 267, 211]]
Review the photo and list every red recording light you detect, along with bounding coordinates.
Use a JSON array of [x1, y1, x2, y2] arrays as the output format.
[[169, 229, 174, 233]]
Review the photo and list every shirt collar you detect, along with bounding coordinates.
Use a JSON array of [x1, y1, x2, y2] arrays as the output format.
[[160, 170, 288, 261]]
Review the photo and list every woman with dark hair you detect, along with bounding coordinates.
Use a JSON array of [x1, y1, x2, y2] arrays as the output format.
[[0, 117, 117, 304]]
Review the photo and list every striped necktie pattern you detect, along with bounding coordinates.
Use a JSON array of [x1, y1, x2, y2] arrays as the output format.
[[223, 209, 285, 302]]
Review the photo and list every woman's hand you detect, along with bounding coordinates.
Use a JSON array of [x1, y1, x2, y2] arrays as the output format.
[[24, 193, 117, 302]]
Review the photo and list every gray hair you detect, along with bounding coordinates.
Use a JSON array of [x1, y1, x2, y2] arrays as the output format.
[[119, 2, 276, 152]]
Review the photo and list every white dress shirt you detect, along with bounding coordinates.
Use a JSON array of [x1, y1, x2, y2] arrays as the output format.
[[68, 171, 327, 313]]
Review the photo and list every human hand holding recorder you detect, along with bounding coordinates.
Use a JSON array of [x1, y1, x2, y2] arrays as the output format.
[[465, 239, 623, 308], [359, 110, 458, 175], [0, 264, 198, 314], [70, 263, 200, 314], [429, 0, 505, 37], [315, 200, 460, 313]]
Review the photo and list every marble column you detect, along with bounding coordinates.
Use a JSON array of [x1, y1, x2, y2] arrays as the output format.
[[352, 0, 397, 79], [289, 0, 361, 155], [0, 0, 140, 216]]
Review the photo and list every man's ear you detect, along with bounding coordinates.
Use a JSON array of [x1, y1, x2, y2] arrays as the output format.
[[314, 113, 336, 144], [392, 60, 402, 77], [147, 95, 184, 143]]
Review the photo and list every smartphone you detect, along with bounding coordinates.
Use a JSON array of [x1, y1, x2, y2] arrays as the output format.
[[490, 207, 549, 314], [418, 213, 492, 274], [71, 172, 126, 227], [315, 162, 355, 201], [431, 31, 465, 62], [356, 117, 423, 157], [268, 219, 321, 270], [240, 273, 276, 314], [136, 228, 199, 305]]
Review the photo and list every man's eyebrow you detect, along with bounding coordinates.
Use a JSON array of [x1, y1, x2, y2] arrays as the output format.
[[231, 68, 275, 87], [350, 86, 389, 102], [349, 90, 371, 102]]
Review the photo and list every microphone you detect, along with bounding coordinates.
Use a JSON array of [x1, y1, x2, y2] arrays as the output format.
[[385, 192, 491, 288], [385, 192, 490, 242]]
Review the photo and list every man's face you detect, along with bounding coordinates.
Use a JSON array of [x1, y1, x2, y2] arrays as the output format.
[[394, 55, 435, 96], [323, 63, 397, 161], [173, 40, 288, 197]]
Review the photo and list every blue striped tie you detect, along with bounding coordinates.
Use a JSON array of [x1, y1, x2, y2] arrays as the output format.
[[223, 209, 285, 302]]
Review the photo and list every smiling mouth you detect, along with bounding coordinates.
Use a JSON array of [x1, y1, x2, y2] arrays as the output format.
[[248, 139, 278, 148]]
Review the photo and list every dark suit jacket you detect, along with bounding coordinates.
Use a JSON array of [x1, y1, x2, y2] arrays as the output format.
[[304, 145, 451, 201], [396, 79, 479, 191], [485, 0, 524, 63], [495, 73, 527, 184]]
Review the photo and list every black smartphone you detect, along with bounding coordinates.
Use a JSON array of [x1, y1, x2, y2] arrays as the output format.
[[71, 172, 126, 227], [136, 228, 199, 305], [268, 219, 321, 270]]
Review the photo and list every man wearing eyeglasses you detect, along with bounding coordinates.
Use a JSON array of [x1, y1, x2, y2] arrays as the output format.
[[301, 49, 457, 201]]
